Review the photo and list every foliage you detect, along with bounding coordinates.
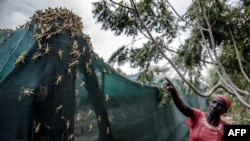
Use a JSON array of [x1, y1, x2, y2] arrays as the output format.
[[108, 38, 167, 71], [92, 0, 250, 122], [92, 0, 177, 75], [92, 0, 176, 38], [183, 0, 250, 123], [177, 0, 249, 78]]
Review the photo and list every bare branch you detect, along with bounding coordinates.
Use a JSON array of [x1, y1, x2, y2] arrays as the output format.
[[224, 81, 250, 108], [110, 0, 250, 106], [195, 0, 250, 107], [128, 0, 215, 97], [109, 0, 134, 11], [228, 27, 250, 84], [205, 81, 233, 96], [195, 0, 232, 89], [109, 0, 150, 39], [165, 0, 209, 31]]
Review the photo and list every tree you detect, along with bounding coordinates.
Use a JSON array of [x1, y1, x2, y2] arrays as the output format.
[[91, 0, 250, 109]]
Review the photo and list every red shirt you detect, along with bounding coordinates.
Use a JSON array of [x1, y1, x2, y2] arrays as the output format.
[[187, 109, 228, 141]]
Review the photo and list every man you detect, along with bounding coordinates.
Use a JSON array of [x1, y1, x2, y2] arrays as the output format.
[[163, 78, 230, 141]]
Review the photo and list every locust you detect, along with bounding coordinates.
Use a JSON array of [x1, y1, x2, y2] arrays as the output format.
[[88, 123, 93, 132], [75, 88, 79, 96], [44, 43, 51, 54], [15, 52, 27, 66], [106, 126, 110, 135], [57, 49, 64, 60], [68, 60, 79, 68], [54, 74, 63, 85], [76, 113, 81, 122], [105, 94, 109, 102], [66, 120, 70, 130], [23, 88, 34, 96], [37, 41, 43, 50], [32, 52, 43, 62], [87, 109, 92, 116], [34, 121, 42, 133], [55, 104, 63, 112], [97, 115, 101, 123], [67, 134, 74, 141], [80, 81, 85, 87], [67, 67, 72, 75], [61, 116, 70, 130]]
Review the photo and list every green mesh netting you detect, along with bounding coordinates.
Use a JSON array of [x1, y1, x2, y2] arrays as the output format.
[[0, 8, 208, 141]]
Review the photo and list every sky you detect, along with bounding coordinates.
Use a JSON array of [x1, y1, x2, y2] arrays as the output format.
[[0, 0, 192, 74]]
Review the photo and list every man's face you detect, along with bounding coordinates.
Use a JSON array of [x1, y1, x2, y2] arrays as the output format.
[[208, 96, 227, 115]]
